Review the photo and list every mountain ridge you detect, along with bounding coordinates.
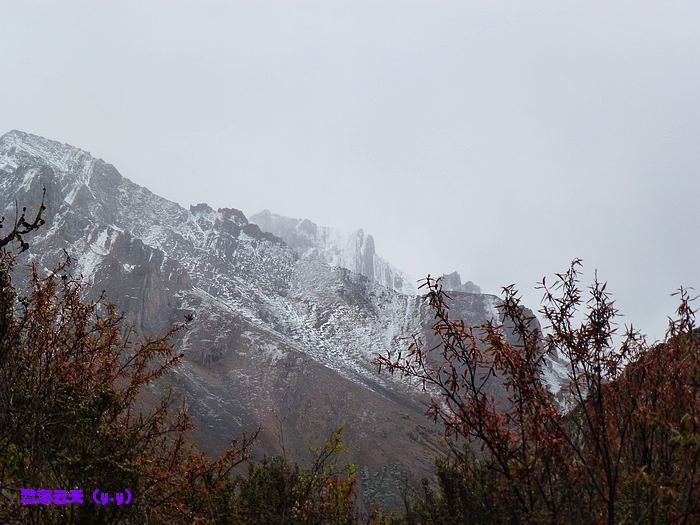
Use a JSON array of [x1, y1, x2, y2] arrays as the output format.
[[0, 129, 564, 508], [250, 209, 419, 295]]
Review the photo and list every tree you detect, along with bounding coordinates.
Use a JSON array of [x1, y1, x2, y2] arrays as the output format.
[[0, 196, 367, 525], [376, 261, 699, 524], [229, 427, 358, 525], [0, 198, 256, 524]]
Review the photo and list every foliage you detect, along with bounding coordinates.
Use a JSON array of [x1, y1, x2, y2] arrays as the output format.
[[0, 201, 255, 523], [229, 427, 357, 525], [0, 197, 364, 524], [0, 238, 258, 523], [376, 260, 700, 524]]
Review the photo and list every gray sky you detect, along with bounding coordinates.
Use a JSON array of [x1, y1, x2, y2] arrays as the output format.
[[1, 1, 698, 342]]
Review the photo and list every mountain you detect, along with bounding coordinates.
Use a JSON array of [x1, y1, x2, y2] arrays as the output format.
[[250, 209, 418, 295], [438, 271, 481, 294], [249, 211, 486, 301], [0, 130, 563, 508]]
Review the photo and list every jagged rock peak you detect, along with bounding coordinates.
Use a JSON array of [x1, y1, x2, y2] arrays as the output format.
[[440, 271, 481, 294], [189, 202, 215, 215], [0, 129, 98, 175], [0, 129, 69, 149], [218, 207, 248, 224], [250, 209, 418, 295]]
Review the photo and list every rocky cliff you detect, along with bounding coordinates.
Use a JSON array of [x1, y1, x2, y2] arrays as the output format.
[[0, 129, 564, 508], [250, 209, 419, 295]]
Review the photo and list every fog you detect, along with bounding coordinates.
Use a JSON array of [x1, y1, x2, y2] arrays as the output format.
[[2, 1, 698, 341]]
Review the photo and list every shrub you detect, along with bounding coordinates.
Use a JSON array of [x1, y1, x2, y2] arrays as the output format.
[[377, 261, 699, 524]]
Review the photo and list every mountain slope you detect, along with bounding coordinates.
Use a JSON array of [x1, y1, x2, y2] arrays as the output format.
[[0, 129, 559, 507], [250, 209, 418, 295]]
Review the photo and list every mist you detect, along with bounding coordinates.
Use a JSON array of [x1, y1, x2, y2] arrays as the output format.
[[1, 1, 698, 341]]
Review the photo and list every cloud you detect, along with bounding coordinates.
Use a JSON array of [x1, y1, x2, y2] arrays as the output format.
[[1, 1, 698, 341]]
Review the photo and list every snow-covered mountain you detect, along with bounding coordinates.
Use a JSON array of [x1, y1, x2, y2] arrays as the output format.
[[0, 130, 565, 507], [439, 271, 481, 294], [250, 209, 418, 295]]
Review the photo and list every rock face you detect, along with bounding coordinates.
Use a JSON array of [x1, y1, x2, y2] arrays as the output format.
[[440, 271, 481, 294], [0, 130, 565, 508], [251, 209, 418, 295]]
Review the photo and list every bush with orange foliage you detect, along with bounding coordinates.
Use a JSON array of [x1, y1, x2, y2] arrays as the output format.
[[376, 261, 699, 524], [0, 201, 255, 524], [0, 198, 361, 525]]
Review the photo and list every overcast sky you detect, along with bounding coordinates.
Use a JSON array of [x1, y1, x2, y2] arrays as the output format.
[[1, 1, 698, 342]]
